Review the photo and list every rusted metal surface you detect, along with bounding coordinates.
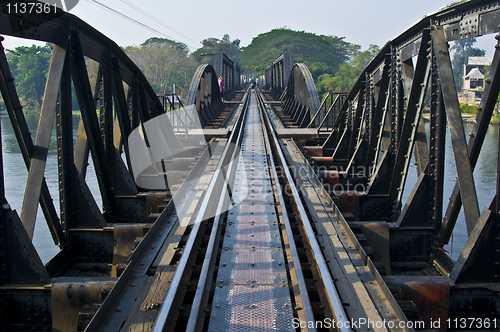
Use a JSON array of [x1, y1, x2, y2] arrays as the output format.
[[384, 276, 450, 331]]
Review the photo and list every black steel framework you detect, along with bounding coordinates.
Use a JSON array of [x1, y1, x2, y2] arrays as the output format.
[[265, 51, 291, 99], [212, 53, 240, 100], [0, 2, 241, 330], [262, 0, 500, 324], [1, 0, 500, 330], [279, 63, 321, 128], [185, 64, 225, 128]]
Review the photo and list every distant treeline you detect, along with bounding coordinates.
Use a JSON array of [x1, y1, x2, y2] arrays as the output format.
[[2, 28, 382, 112], [2, 28, 488, 114]]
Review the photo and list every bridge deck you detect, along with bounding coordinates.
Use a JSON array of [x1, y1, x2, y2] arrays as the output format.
[[1, 0, 500, 330], [208, 92, 294, 330]]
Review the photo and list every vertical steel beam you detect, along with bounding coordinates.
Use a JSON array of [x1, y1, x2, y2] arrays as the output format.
[[431, 25, 480, 234], [70, 30, 116, 220], [0, 38, 61, 246], [112, 57, 134, 176], [428, 45, 446, 232], [401, 58, 429, 175], [20, 44, 66, 239], [388, 30, 431, 215], [57, 48, 75, 239], [74, 59, 101, 177], [101, 51, 115, 192], [365, 54, 391, 174], [440, 34, 500, 244]]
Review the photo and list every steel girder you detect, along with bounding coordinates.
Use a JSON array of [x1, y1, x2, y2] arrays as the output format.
[[185, 64, 225, 127], [263, 0, 500, 324], [311, 1, 500, 269], [280, 63, 321, 128], [0, 1, 193, 329], [212, 52, 240, 99], [265, 51, 292, 99]]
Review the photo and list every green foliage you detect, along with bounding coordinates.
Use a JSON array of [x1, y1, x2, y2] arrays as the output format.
[[484, 63, 491, 80], [459, 103, 478, 114], [125, 38, 196, 94], [141, 37, 189, 53], [239, 28, 354, 78], [316, 44, 380, 97], [190, 35, 241, 65], [451, 38, 485, 90], [7, 44, 52, 111]]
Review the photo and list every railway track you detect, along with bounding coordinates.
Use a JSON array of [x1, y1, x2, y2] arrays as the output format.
[[133, 89, 406, 332]]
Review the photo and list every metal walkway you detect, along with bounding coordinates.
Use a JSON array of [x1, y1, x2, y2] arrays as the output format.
[[208, 92, 294, 331]]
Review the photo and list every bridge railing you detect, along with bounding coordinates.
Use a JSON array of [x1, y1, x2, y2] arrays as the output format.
[[261, 0, 500, 297], [312, 1, 500, 288], [0, 0, 187, 288], [158, 93, 196, 134], [308, 91, 349, 131]]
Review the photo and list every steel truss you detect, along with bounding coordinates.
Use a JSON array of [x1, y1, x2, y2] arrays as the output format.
[[265, 51, 292, 99], [0, 1, 241, 330], [266, 0, 500, 325]]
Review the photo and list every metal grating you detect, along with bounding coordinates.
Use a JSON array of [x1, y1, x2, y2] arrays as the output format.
[[208, 92, 294, 331]]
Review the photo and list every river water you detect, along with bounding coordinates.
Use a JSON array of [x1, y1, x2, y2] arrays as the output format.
[[1, 114, 496, 263], [1, 113, 101, 263]]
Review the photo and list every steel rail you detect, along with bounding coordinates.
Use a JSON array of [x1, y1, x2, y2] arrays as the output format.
[[185, 90, 250, 331], [152, 91, 249, 332], [88, 137, 225, 330], [255, 90, 317, 331], [258, 91, 352, 331], [282, 138, 412, 330]]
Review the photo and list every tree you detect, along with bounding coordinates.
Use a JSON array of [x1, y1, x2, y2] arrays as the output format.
[[239, 28, 355, 80], [126, 38, 194, 94], [316, 44, 380, 97], [7, 44, 52, 110], [451, 38, 486, 90], [191, 35, 241, 65]]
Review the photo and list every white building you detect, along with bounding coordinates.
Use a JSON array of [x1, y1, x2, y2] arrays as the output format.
[[461, 56, 493, 104]]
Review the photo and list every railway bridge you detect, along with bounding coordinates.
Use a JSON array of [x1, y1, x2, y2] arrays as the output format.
[[0, 0, 500, 331]]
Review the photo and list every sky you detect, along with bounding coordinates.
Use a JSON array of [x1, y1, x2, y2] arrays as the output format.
[[2, 0, 498, 56]]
